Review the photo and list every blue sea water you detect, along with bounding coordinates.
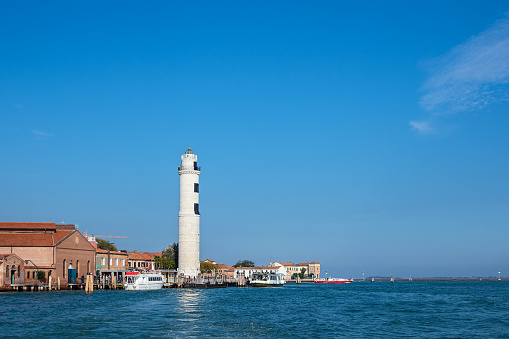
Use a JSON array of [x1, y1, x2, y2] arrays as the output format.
[[1, 281, 508, 338]]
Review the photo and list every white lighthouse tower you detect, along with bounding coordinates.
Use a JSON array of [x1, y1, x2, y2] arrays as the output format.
[[178, 147, 201, 278]]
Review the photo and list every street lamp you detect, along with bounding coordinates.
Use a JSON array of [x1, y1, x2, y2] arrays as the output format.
[[25, 260, 39, 285]]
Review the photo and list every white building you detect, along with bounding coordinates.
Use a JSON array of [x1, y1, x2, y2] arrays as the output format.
[[233, 265, 287, 280], [178, 147, 201, 277]]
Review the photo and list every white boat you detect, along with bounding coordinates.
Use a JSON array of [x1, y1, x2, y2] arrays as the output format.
[[124, 271, 164, 290], [250, 272, 286, 287]]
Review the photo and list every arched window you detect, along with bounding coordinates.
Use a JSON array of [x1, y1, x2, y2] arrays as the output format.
[[76, 260, 80, 277], [63, 259, 66, 278], [6, 265, 9, 278], [17, 265, 20, 278], [27, 271, 30, 279]]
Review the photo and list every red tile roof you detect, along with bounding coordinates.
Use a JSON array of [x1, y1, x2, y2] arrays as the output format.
[[0, 222, 56, 230], [217, 263, 233, 271], [0, 229, 74, 247], [309, 261, 320, 264], [127, 251, 157, 261]]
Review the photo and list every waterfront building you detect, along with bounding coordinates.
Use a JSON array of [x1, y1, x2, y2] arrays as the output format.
[[178, 147, 201, 278], [217, 263, 234, 277], [96, 248, 129, 271], [126, 251, 159, 270], [0, 222, 96, 288], [0, 253, 25, 286], [271, 261, 321, 280], [233, 265, 287, 280], [200, 259, 234, 278]]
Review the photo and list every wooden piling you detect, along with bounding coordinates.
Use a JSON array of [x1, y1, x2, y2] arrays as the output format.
[[57, 277, 61, 290], [85, 274, 93, 294], [48, 276, 52, 291]]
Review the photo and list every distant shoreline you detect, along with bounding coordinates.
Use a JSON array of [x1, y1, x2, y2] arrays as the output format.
[[288, 278, 508, 283]]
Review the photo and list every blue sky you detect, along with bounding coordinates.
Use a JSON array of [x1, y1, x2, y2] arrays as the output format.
[[1, 1, 509, 277]]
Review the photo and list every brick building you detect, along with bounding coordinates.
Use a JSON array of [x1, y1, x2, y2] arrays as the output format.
[[0, 222, 96, 288], [96, 248, 129, 271]]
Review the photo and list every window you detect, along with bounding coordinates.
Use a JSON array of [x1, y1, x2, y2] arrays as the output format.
[[48, 270, 52, 277], [101, 258, 105, 265], [194, 203, 199, 215], [110, 258, 113, 266], [17, 265, 20, 278], [27, 271, 30, 279], [115, 258, 118, 266], [122, 259, 125, 266], [194, 183, 199, 193], [63, 260, 66, 278], [193, 161, 198, 170], [5, 265, 8, 278]]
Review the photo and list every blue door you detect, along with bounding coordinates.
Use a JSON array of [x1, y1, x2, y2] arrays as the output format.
[[68, 269, 77, 284]]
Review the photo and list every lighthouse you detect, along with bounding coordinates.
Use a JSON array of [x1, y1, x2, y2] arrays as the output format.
[[178, 147, 201, 277]]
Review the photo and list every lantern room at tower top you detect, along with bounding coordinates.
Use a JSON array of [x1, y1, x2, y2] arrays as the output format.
[[178, 147, 201, 172]]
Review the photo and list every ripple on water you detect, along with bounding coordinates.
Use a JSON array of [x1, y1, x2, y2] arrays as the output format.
[[1, 281, 509, 338]]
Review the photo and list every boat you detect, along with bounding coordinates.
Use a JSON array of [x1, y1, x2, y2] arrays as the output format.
[[124, 271, 164, 290], [249, 272, 286, 287], [314, 277, 352, 284], [314, 270, 352, 284]]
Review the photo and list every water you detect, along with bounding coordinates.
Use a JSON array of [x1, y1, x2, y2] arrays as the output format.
[[1, 281, 508, 338]]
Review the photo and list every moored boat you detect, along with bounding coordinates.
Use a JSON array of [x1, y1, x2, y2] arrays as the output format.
[[124, 271, 164, 290], [249, 272, 286, 287]]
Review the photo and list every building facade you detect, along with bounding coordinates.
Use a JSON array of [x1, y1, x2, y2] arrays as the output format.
[[127, 251, 158, 270], [96, 249, 129, 271], [0, 222, 96, 288], [178, 147, 201, 278], [233, 265, 287, 280], [271, 261, 321, 280]]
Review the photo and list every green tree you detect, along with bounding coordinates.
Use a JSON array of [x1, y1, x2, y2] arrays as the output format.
[[200, 261, 217, 273], [37, 271, 45, 279], [155, 257, 175, 269], [233, 260, 255, 268], [299, 267, 306, 279], [96, 238, 117, 251], [162, 242, 178, 268]]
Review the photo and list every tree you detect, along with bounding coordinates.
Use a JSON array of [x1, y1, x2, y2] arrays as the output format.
[[233, 260, 255, 268], [37, 271, 45, 279], [162, 242, 178, 268], [200, 261, 217, 273], [299, 267, 306, 279], [155, 257, 175, 269], [97, 238, 117, 251]]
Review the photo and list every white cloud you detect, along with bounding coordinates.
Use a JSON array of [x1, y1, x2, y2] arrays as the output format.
[[31, 130, 54, 138], [420, 12, 509, 114], [409, 120, 433, 134]]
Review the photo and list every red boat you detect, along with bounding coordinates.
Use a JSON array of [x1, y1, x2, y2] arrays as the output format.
[[314, 277, 352, 284]]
